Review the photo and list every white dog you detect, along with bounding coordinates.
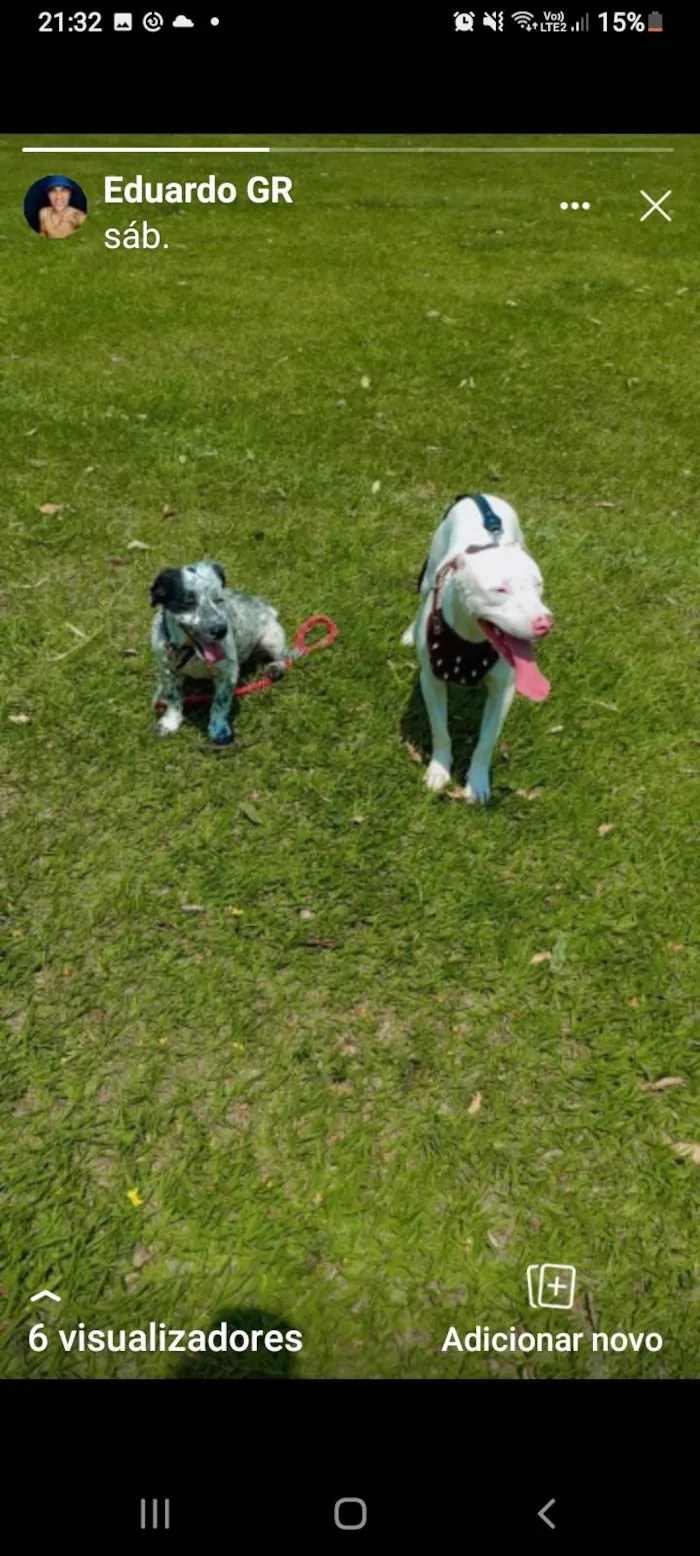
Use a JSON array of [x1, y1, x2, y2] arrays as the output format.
[[401, 493, 553, 803]]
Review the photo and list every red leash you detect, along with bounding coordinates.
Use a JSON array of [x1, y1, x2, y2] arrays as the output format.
[[155, 614, 337, 709]]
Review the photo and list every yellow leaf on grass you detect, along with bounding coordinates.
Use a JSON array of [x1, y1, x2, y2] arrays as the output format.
[[127, 1187, 144, 1207], [597, 823, 614, 837], [38, 503, 62, 515], [674, 1143, 700, 1165], [640, 1077, 685, 1093], [531, 951, 552, 965], [467, 1093, 482, 1115], [404, 742, 423, 766]]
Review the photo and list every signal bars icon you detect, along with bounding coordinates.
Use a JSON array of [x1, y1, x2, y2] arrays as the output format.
[[572, 12, 590, 27]]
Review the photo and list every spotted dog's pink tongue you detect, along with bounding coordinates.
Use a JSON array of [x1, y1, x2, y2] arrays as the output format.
[[480, 623, 551, 702], [200, 642, 227, 665]]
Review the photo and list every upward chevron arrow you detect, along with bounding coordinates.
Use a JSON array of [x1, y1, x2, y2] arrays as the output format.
[[29, 1290, 61, 1303]]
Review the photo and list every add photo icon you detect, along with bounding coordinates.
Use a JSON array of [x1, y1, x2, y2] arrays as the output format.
[[527, 1264, 577, 1310], [23, 175, 88, 240]]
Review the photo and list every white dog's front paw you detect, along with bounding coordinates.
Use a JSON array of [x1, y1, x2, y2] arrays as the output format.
[[425, 759, 452, 792], [156, 708, 183, 737], [464, 766, 491, 805]]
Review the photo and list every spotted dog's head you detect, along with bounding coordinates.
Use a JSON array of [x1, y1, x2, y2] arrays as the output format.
[[452, 544, 553, 701], [150, 562, 230, 664]]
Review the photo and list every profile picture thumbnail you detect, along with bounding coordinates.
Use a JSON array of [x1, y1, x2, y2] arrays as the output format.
[[24, 175, 88, 240]]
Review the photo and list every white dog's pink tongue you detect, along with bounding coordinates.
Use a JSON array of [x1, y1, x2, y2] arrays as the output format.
[[502, 634, 550, 701], [201, 642, 226, 665], [480, 622, 551, 701]]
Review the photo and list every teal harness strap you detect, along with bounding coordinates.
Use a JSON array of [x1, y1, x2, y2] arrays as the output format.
[[454, 492, 503, 539]]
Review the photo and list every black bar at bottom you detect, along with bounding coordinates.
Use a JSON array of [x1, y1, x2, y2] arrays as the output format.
[[5, 1380, 694, 1540]]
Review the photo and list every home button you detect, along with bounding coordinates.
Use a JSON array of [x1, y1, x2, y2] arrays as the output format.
[[334, 1498, 367, 1530]]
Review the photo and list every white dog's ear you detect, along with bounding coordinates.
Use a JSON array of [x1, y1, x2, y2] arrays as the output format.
[[211, 563, 226, 588]]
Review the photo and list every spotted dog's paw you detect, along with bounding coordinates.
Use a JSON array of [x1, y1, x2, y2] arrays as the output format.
[[266, 659, 287, 682], [156, 708, 183, 737], [425, 759, 451, 792], [464, 766, 491, 805], [208, 718, 233, 746]]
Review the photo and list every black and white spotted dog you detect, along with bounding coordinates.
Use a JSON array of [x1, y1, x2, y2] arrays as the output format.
[[150, 561, 294, 744]]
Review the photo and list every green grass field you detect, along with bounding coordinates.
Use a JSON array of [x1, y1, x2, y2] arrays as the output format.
[[1, 135, 698, 1378]]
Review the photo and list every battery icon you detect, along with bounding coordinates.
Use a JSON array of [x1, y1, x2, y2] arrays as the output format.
[[648, 10, 663, 28]]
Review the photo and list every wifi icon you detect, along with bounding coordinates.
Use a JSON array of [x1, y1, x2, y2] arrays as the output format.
[[512, 9, 536, 26]]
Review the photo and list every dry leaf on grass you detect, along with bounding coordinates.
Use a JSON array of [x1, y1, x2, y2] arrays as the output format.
[[371, 480, 381, 495], [9, 714, 30, 725], [640, 1077, 685, 1093], [594, 501, 626, 510], [404, 741, 423, 766], [132, 1243, 152, 1269], [597, 823, 615, 836], [108, 557, 128, 567], [38, 503, 62, 516], [548, 725, 564, 734], [360, 375, 371, 389], [467, 1093, 482, 1115], [531, 951, 552, 965], [298, 909, 315, 920], [674, 1143, 700, 1165], [127, 539, 149, 551], [162, 504, 176, 518], [669, 943, 684, 954], [516, 787, 543, 801], [181, 903, 206, 913], [302, 938, 341, 950]]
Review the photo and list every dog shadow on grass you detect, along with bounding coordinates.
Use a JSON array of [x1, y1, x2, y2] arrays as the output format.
[[400, 672, 484, 788], [172, 1307, 300, 1379]]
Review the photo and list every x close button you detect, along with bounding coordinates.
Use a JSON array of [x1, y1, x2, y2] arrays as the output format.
[[334, 1498, 368, 1530], [640, 189, 672, 222]]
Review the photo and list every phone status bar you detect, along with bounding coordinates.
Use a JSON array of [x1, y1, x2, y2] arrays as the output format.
[[453, 11, 663, 32]]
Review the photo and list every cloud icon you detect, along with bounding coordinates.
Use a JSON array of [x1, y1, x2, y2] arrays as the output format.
[[173, 13, 194, 25]]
